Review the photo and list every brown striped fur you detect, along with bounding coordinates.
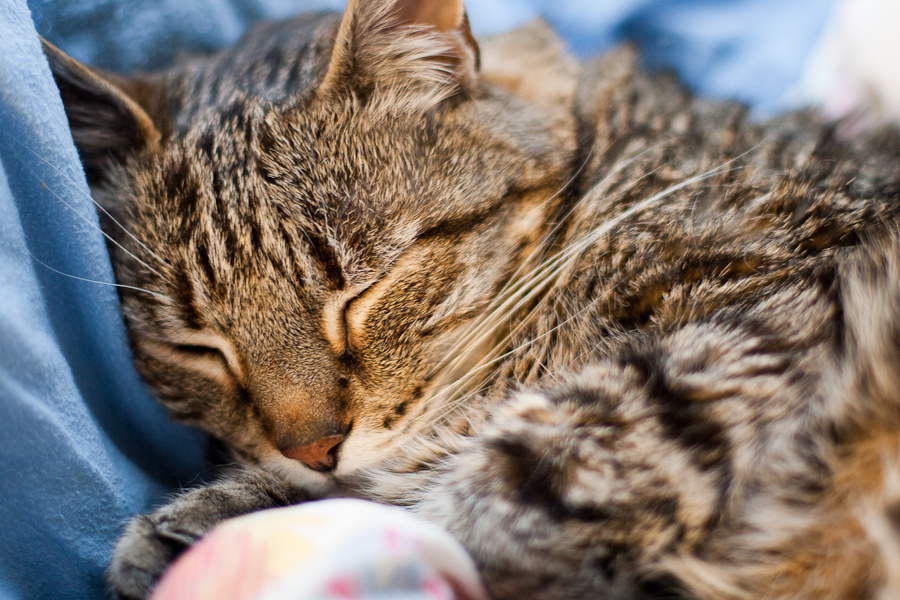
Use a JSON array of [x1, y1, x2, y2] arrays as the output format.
[[42, 1, 900, 598]]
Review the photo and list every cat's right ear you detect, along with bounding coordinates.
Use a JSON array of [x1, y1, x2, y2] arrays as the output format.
[[41, 38, 165, 181], [319, 0, 480, 112]]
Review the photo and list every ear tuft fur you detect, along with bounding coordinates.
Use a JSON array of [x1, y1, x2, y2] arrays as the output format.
[[320, 0, 480, 112]]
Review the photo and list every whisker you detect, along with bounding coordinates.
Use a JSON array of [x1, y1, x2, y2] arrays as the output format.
[[16, 140, 171, 271], [385, 149, 605, 439], [412, 147, 763, 433], [32, 172, 169, 280], [477, 160, 742, 336], [419, 294, 601, 428], [481, 137, 680, 304], [486, 146, 597, 299], [429, 139, 682, 379], [27, 251, 175, 302]]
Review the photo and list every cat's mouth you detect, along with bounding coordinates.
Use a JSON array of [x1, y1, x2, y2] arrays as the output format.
[[263, 418, 412, 491]]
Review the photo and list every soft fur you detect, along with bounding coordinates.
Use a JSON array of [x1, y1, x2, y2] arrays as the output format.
[[42, 1, 900, 598]]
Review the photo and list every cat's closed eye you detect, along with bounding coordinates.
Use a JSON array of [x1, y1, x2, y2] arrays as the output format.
[[161, 333, 245, 386]]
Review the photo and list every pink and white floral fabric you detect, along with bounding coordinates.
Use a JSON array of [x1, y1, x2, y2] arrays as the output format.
[[151, 499, 488, 600]]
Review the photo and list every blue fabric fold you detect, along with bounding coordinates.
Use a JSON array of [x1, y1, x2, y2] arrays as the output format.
[[0, 2, 205, 599]]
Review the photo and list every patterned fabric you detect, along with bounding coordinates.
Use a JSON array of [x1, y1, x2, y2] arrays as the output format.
[[151, 500, 487, 600]]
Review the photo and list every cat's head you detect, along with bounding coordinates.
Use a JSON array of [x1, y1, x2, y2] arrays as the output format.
[[44, 0, 576, 490]]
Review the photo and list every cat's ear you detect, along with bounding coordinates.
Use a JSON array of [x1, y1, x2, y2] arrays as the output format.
[[319, 0, 480, 110], [41, 37, 166, 180]]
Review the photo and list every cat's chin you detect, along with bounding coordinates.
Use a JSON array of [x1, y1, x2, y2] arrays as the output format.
[[260, 454, 343, 496]]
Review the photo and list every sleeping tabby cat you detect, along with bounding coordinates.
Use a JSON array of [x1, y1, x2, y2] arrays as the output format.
[[42, 0, 900, 598]]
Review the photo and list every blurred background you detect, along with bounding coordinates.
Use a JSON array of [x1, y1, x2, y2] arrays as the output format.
[[31, 0, 835, 116]]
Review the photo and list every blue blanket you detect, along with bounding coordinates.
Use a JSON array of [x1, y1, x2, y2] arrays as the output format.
[[0, 1, 832, 598]]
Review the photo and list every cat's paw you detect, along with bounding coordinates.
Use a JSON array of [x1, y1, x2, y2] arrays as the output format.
[[106, 468, 309, 599], [107, 509, 203, 600], [426, 373, 717, 599]]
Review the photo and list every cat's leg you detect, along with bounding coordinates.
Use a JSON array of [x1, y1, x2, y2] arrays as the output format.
[[423, 304, 847, 600], [107, 466, 308, 600], [420, 356, 739, 600]]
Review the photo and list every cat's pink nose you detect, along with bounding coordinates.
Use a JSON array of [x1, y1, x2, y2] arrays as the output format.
[[281, 434, 345, 471]]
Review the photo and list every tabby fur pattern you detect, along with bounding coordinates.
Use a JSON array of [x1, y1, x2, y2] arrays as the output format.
[[42, 0, 900, 598]]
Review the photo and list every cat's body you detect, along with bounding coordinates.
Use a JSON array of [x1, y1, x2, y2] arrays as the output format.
[[42, 1, 900, 599]]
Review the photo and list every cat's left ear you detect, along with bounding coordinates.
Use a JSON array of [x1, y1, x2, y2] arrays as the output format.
[[319, 0, 480, 110], [40, 38, 166, 181]]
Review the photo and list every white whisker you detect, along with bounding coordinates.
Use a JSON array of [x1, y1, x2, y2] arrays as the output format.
[[16, 140, 171, 272], [27, 251, 174, 302], [419, 294, 602, 428], [410, 147, 763, 435], [429, 139, 683, 379]]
